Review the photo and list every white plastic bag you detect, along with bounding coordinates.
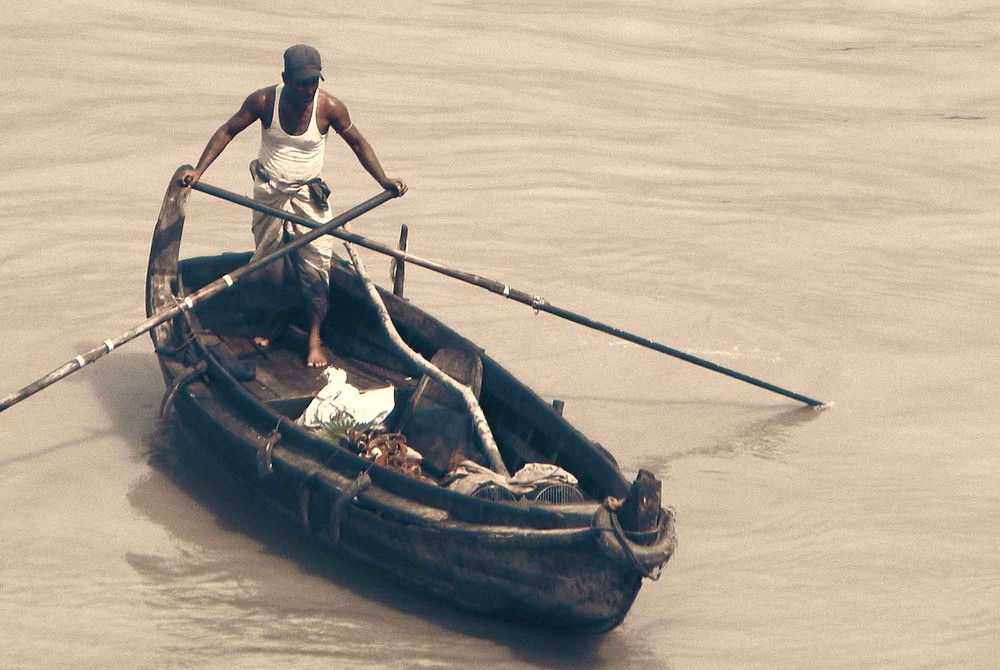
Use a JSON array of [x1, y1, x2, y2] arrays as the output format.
[[297, 366, 395, 428]]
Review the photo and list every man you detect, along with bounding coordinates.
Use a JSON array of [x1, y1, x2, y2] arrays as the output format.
[[178, 44, 407, 367]]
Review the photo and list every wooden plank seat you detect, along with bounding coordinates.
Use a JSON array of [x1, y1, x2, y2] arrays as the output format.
[[205, 329, 417, 423]]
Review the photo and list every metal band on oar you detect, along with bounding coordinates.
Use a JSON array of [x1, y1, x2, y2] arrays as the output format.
[[180, 183, 824, 407], [0, 187, 398, 414]]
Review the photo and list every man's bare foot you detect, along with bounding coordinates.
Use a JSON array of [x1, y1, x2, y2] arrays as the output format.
[[253, 336, 272, 349], [305, 315, 330, 368], [306, 342, 332, 368]]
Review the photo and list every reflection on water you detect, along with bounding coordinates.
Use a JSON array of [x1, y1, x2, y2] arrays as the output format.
[[665, 406, 823, 462], [0, 428, 115, 470]]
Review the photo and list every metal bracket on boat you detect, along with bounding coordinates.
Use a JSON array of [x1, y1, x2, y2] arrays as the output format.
[[159, 361, 208, 419], [328, 470, 373, 544], [298, 470, 373, 541], [592, 499, 676, 581], [257, 420, 282, 478], [153, 328, 196, 362]]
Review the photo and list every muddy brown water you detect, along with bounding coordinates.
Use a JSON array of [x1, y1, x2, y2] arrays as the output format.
[[1, 2, 998, 668]]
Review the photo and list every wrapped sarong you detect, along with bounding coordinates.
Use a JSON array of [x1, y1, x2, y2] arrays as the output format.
[[247, 160, 334, 321]]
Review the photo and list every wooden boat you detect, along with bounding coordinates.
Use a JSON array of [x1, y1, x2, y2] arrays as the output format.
[[145, 170, 676, 633]]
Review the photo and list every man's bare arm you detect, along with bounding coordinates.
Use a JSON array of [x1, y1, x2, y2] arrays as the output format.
[[325, 95, 407, 196], [339, 125, 407, 195], [178, 89, 269, 186]]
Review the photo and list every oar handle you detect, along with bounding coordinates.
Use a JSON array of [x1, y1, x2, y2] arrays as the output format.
[[0, 186, 397, 414]]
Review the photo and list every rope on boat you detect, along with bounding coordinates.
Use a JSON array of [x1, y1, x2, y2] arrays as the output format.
[[608, 506, 665, 581], [159, 361, 208, 419], [592, 498, 675, 580], [153, 331, 196, 361], [257, 419, 282, 478], [329, 470, 373, 543], [297, 469, 373, 541]]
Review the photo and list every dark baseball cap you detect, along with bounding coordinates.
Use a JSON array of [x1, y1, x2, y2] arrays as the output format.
[[283, 44, 324, 82]]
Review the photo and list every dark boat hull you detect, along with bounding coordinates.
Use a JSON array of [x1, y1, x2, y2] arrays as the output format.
[[146, 169, 675, 632]]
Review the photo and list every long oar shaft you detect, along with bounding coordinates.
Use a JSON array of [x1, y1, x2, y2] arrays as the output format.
[[182, 183, 824, 407], [191, 180, 399, 230], [0, 188, 396, 414], [533, 303, 824, 406], [398, 259, 824, 407]]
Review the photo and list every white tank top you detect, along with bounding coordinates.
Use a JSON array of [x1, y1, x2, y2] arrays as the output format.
[[257, 84, 326, 183]]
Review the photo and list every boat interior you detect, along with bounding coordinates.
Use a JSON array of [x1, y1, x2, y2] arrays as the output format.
[[173, 252, 630, 505]]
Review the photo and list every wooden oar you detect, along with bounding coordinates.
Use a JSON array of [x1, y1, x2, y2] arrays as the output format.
[[0, 188, 398, 414], [342, 239, 510, 476], [192, 183, 825, 407]]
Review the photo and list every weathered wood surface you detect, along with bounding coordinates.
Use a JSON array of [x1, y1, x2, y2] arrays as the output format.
[[392, 223, 408, 297]]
